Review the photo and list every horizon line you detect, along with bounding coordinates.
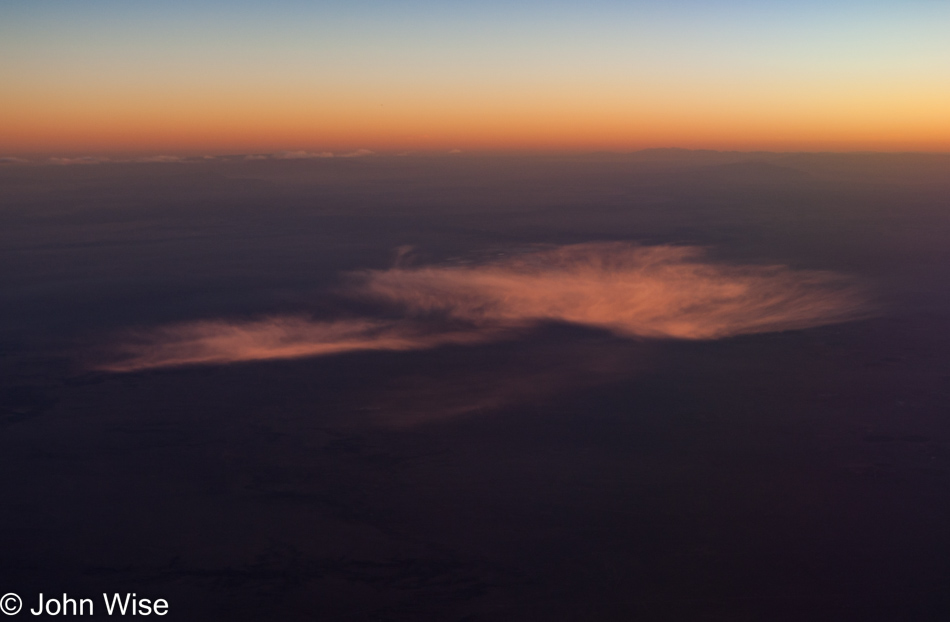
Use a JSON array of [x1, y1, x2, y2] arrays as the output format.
[[4, 147, 950, 166]]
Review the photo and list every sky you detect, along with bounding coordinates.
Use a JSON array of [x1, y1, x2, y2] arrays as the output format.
[[2, 0, 949, 155]]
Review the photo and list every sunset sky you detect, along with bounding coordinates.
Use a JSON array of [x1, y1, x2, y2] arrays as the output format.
[[2, 0, 949, 155]]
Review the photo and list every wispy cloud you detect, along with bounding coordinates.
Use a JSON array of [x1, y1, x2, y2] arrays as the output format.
[[48, 156, 109, 165], [271, 150, 335, 160], [132, 155, 188, 163], [97, 243, 870, 372], [361, 341, 639, 426], [340, 149, 374, 158], [360, 244, 867, 339], [35, 151, 374, 166], [246, 150, 373, 160], [97, 318, 488, 373]]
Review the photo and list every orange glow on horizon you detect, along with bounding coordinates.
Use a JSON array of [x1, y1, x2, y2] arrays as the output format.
[[4, 79, 950, 155], [5, 1, 950, 155]]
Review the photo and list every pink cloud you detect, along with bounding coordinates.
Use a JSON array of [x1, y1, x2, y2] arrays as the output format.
[[360, 243, 867, 339], [97, 243, 869, 372]]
